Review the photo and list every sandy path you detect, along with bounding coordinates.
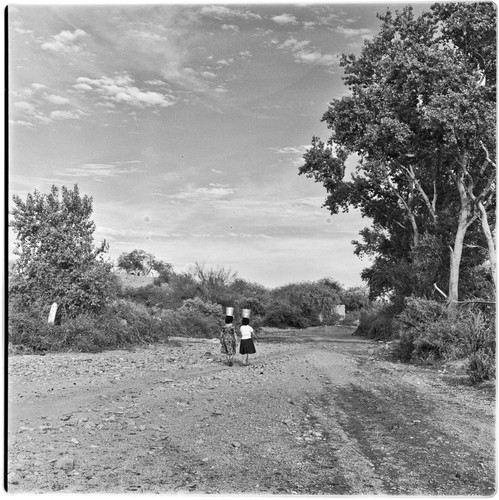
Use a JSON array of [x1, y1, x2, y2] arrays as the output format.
[[7, 327, 495, 494]]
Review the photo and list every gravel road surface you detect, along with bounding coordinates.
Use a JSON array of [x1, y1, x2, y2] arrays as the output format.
[[7, 326, 495, 495]]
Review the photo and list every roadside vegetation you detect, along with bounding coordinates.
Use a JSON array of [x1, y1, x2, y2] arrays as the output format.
[[8, 3, 495, 386], [300, 2, 496, 384]]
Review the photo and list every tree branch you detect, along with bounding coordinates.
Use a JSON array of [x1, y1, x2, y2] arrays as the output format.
[[433, 282, 448, 299], [401, 164, 437, 222]]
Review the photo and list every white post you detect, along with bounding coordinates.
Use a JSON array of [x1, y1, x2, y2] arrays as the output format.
[[48, 303, 58, 324]]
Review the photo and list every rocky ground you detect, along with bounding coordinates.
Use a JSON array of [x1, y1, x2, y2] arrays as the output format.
[[7, 326, 496, 495]]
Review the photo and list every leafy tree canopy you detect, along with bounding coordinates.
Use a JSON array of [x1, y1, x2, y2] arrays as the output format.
[[300, 3, 496, 302], [10, 184, 117, 317]]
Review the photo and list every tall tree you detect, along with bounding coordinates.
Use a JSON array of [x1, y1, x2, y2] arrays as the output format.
[[300, 3, 496, 304], [117, 249, 169, 276], [10, 185, 116, 317]]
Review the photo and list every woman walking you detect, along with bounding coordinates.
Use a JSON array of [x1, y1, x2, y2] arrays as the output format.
[[239, 309, 257, 366], [220, 307, 237, 366]]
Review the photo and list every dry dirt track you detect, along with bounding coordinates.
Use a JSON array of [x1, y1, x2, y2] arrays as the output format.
[[7, 326, 496, 495]]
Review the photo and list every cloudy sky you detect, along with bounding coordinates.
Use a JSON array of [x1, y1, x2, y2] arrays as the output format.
[[8, 1, 430, 289]]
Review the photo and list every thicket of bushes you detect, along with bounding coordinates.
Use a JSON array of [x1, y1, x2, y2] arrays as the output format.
[[353, 296, 496, 384], [8, 264, 364, 354]]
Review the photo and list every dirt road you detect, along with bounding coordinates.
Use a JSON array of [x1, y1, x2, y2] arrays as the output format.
[[7, 326, 495, 494]]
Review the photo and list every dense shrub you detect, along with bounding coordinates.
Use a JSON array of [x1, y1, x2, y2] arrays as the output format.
[[340, 286, 370, 313], [8, 297, 169, 353], [235, 296, 267, 318], [341, 310, 361, 326], [267, 280, 342, 328], [158, 298, 224, 339], [394, 297, 496, 383], [108, 299, 167, 344], [354, 303, 399, 340], [468, 348, 496, 384], [9, 306, 62, 352], [263, 300, 309, 328], [120, 284, 170, 309]]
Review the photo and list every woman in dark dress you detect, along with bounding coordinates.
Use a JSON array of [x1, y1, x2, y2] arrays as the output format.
[[220, 307, 237, 366]]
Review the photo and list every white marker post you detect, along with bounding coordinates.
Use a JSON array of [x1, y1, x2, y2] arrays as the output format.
[[47, 303, 58, 324]]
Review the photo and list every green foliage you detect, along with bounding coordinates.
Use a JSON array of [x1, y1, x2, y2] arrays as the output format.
[[8, 297, 168, 353], [177, 297, 223, 318], [192, 263, 238, 306], [157, 272, 202, 309], [395, 298, 496, 381], [268, 280, 342, 327], [300, 4, 496, 304], [263, 300, 309, 329], [117, 249, 172, 279], [468, 349, 496, 384], [121, 283, 170, 309], [355, 303, 399, 340], [159, 298, 223, 339], [10, 185, 116, 318], [108, 299, 166, 343], [340, 286, 370, 312], [341, 310, 361, 326]]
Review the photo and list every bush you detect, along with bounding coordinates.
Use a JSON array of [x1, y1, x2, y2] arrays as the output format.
[[354, 303, 398, 340], [120, 284, 170, 309], [395, 297, 448, 362], [9, 307, 62, 352], [394, 297, 496, 383], [8, 296, 170, 353], [108, 299, 167, 344], [342, 310, 360, 326], [468, 348, 496, 384], [263, 301, 308, 328], [158, 298, 224, 339]]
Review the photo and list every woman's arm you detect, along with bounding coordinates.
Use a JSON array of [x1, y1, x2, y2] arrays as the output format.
[[251, 327, 259, 342]]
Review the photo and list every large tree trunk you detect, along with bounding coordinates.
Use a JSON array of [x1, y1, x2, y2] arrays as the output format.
[[477, 200, 497, 293], [448, 216, 468, 305], [448, 168, 475, 305]]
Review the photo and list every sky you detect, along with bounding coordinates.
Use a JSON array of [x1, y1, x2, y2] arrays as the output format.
[[7, 1, 432, 289]]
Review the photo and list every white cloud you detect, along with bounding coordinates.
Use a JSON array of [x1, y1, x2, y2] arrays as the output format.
[[127, 30, 169, 43], [200, 5, 261, 20], [50, 109, 85, 120], [46, 94, 70, 105], [169, 183, 234, 201], [336, 26, 374, 38], [13, 101, 36, 114], [58, 163, 139, 178], [295, 50, 337, 66], [202, 71, 217, 79], [272, 13, 298, 25], [303, 21, 318, 30], [221, 24, 240, 32], [74, 74, 175, 108], [15, 27, 34, 35], [9, 119, 35, 128], [41, 29, 88, 53], [74, 83, 93, 92], [216, 58, 234, 67], [278, 37, 338, 68], [272, 145, 309, 155], [278, 37, 310, 51], [239, 51, 252, 58], [31, 83, 47, 91], [145, 79, 167, 86]]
